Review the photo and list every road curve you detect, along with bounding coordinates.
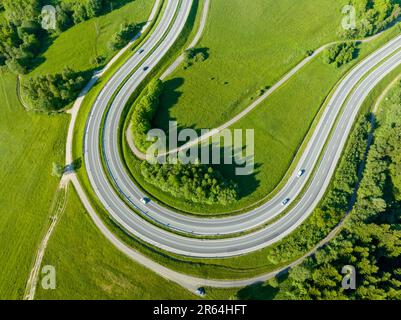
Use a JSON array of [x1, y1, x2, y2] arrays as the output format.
[[84, 0, 401, 257]]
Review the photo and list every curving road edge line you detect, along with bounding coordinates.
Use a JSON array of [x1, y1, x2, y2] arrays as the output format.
[[61, 0, 401, 292]]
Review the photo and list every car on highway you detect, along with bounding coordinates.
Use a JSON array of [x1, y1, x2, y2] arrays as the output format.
[[196, 287, 206, 297], [138, 48, 145, 54], [282, 198, 290, 206], [143, 66, 149, 71], [297, 169, 306, 178], [140, 197, 151, 205]]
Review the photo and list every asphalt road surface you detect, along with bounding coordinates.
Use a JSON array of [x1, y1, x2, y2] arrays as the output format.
[[84, 0, 401, 257]]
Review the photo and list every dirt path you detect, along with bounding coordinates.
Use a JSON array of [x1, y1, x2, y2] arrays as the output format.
[[23, 178, 69, 300]]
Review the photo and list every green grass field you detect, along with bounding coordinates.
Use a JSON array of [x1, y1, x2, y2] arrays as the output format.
[[154, 0, 345, 131], [35, 186, 196, 300], [0, 71, 68, 299], [0, 0, 159, 300], [28, 0, 154, 78]]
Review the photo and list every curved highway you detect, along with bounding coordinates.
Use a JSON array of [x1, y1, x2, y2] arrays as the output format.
[[84, 0, 401, 257]]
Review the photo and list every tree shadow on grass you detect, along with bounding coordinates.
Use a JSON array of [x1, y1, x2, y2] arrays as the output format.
[[236, 282, 279, 300], [154, 77, 185, 131], [236, 273, 289, 300]]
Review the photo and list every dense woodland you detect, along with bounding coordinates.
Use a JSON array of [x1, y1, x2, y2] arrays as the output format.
[[272, 84, 401, 300]]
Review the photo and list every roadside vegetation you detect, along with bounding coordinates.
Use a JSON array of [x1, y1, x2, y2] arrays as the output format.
[[324, 42, 359, 68], [116, 65, 401, 282], [251, 81, 401, 300], [129, 78, 240, 206], [119, 107, 372, 279], [341, 0, 401, 39], [124, 22, 401, 215], [119, 0, 401, 215], [130, 79, 164, 152]]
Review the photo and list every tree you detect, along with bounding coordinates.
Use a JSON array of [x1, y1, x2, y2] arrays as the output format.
[[130, 79, 164, 151], [87, 0, 104, 18]]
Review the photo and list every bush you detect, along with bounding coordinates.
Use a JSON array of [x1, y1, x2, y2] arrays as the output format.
[[183, 47, 208, 69], [324, 42, 358, 68]]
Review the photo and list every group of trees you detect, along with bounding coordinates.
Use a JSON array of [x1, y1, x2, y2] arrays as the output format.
[[323, 116, 371, 211], [183, 47, 208, 69], [0, 0, 114, 74], [141, 161, 239, 205], [22, 67, 87, 111], [276, 85, 401, 300], [108, 22, 140, 51], [0, 0, 43, 74], [324, 42, 358, 68], [131, 79, 164, 152], [340, 0, 401, 39]]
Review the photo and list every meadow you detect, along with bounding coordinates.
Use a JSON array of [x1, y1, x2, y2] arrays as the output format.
[[27, 0, 154, 78], [0, 71, 68, 299], [35, 186, 196, 300], [0, 0, 156, 299], [154, 0, 346, 131]]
